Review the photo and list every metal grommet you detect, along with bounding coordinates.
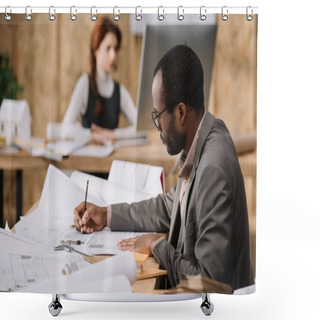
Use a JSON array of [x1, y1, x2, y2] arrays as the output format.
[[200, 6, 207, 21], [158, 6, 164, 21], [90, 6, 97, 21], [177, 6, 184, 21], [25, 6, 32, 21], [135, 6, 142, 21], [113, 6, 120, 21], [49, 6, 56, 21], [70, 6, 77, 21], [4, 6, 12, 21], [221, 6, 228, 21], [246, 6, 253, 21]]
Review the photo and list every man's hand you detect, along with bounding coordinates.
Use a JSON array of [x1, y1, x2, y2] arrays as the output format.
[[117, 234, 164, 256], [74, 202, 108, 234]]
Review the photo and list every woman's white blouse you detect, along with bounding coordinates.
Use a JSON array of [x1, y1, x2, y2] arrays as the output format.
[[63, 70, 137, 139]]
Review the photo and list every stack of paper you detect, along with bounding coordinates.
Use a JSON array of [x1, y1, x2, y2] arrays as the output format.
[[0, 161, 164, 293], [0, 227, 136, 293]]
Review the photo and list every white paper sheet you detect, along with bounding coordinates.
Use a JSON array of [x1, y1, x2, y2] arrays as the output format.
[[108, 160, 164, 195], [14, 214, 94, 247], [0, 228, 137, 293], [13, 166, 104, 247], [70, 170, 154, 205], [0, 228, 89, 292], [0, 251, 89, 292], [38, 165, 105, 228], [16, 252, 136, 294], [14, 166, 153, 250], [85, 228, 150, 256], [1, 165, 159, 293], [0, 228, 50, 255]]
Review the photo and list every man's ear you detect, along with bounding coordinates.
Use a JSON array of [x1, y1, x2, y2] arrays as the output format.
[[177, 103, 188, 124]]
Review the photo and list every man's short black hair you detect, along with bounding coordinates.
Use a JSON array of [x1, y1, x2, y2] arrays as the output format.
[[153, 44, 205, 113]]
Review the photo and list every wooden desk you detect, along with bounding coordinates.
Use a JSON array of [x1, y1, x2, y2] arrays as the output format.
[[0, 140, 175, 172], [0, 141, 255, 175], [133, 255, 166, 294], [55, 141, 176, 174]]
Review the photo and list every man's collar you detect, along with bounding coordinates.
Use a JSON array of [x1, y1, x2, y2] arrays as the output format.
[[178, 114, 205, 180]]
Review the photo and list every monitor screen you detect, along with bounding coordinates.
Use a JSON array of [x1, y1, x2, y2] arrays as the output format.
[[136, 23, 217, 131]]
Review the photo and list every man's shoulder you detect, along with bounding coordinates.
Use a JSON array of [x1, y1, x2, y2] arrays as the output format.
[[199, 117, 238, 167], [200, 111, 229, 138], [204, 118, 233, 149]]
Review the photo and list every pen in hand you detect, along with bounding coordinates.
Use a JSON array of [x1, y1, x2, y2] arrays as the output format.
[[81, 180, 89, 234]]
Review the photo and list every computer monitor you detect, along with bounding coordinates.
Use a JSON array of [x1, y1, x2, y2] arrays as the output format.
[[136, 24, 217, 131]]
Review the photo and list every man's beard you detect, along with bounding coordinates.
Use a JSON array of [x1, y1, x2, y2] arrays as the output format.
[[161, 120, 184, 156]]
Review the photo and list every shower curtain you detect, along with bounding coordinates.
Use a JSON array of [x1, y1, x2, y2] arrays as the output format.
[[0, 8, 257, 301]]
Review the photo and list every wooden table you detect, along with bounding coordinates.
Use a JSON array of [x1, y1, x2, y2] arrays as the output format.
[[0, 139, 175, 171]]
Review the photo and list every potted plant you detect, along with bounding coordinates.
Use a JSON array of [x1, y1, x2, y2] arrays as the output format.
[[0, 54, 24, 105]]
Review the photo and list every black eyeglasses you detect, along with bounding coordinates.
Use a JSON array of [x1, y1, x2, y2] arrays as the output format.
[[151, 105, 171, 129]]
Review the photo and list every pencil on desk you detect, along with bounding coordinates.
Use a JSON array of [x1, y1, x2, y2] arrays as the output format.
[[81, 180, 89, 234]]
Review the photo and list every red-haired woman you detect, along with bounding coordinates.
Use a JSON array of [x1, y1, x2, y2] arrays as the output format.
[[62, 17, 136, 144]]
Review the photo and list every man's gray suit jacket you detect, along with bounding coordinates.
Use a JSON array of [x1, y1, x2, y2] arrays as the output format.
[[110, 111, 254, 291]]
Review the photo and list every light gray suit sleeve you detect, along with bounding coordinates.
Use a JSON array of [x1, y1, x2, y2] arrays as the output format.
[[109, 186, 176, 233], [153, 163, 233, 287]]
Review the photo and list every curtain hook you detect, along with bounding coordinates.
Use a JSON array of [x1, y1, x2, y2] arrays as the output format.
[[4, 6, 12, 21], [49, 6, 56, 21], [200, 6, 207, 21], [158, 6, 164, 21], [25, 6, 32, 21], [90, 6, 97, 21], [135, 6, 142, 21], [177, 6, 184, 21], [246, 6, 253, 21], [221, 6, 228, 21], [113, 6, 120, 21], [70, 6, 77, 21]]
